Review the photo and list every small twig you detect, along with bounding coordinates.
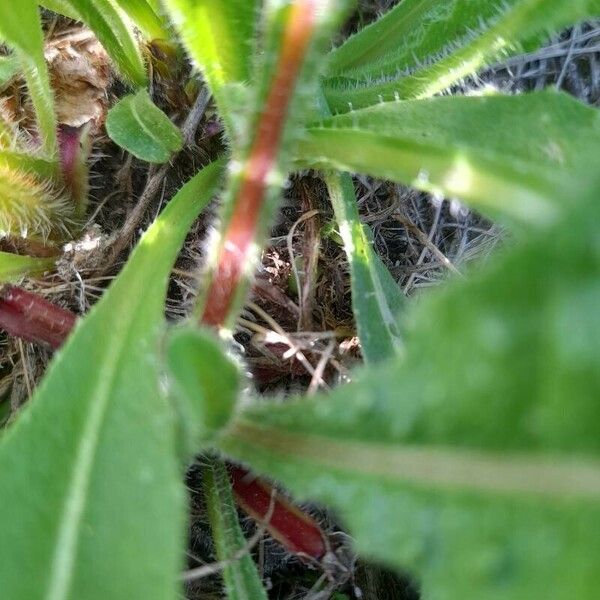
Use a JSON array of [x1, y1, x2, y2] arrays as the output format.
[[17, 339, 33, 400], [246, 301, 328, 388], [308, 339, 335, 395], [102, 89, 211, 270], [396, 209, 462, 294]]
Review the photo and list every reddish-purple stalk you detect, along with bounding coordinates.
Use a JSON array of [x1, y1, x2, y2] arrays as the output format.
[[230, 465, 327, 560], [201, 0, 318, 326], [58, 124, 89, 215], [0, 285, 77, 349]]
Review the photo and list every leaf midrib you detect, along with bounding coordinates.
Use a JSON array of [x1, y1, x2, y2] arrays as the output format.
[[226, 420, 600, 501], [46, 288, 159, 600]]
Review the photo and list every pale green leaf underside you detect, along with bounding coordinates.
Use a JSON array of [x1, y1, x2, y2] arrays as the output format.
[[221, 179, 600, 600], [0, 160, 223, 600], [40, 0, 82, 21], [204, 458, 268, 600], [325, 0, 600, 110], [106, 90, 183, 163], [0, 251, 55, 282], [50, 0, 147, 86], [299, 91, 600, 226], [163, 0, 257, 85]]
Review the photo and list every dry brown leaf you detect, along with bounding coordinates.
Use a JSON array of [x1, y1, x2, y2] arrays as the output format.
[[45, 28, 110, 130]]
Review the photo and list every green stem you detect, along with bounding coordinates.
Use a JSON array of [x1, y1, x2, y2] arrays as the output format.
[[203, 457, 268, 600]]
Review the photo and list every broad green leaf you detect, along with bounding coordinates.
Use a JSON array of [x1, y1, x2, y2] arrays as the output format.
[[0, 1, 57, 156], [324, 0, 600, 110], [220, 178, 600, 600], [203, 457, 268, 600], [113, 0, 169, 41], [166, 326, 241, 452], [0, 251, 55, 282], [0, 160, 223, 600], [106, 90, 183, 163], [324, 170, 404, 363], [48, 0, 147, 86], [298, 91, 600, 226]]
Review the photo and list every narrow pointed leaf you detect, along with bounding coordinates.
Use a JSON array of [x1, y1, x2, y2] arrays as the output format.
[[106, 89, 183, 163], [162, 0, 258, 134], [298, 91, 600, 226], [0, 149, 58, 180], [325, 0, 600, 110], [0, 160, 223, 600], [113, 0, 169, 41], [44, 0, 148, 86], [220, 180, 600, 600], [324, 170, 404, 362], [0, 0, 57, 156], [203, 458, 268, 600], [0, 54, 19, 88]]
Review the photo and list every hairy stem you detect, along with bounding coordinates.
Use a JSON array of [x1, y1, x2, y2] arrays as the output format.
[[199, 0, 318, 328], [0, 285, 76, 349]]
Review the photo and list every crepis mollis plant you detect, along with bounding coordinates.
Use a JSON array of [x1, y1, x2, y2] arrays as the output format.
[[0, 1, 600, 600]]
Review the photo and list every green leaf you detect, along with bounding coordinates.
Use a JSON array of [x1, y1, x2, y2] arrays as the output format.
[[166, 326, 241, 453], [0, 149, 58, 180], [40, 0, 82, 21], [0, 1, 57, 156], [163, 0, 257, 87], [0, 251, 55, 282], [106, 90, 183, 163], [0, 160, 223, 600], [0, 54, 19, 88], [324, 170, 404, 363], [162, 0, 258, 135], [49, 0, 147, 86], [324, 0, 600, 110], [220, 178, 600, 600], [113, 0, 169, 41], [203, 457, 268, 600], [299, 91, 600, 226]]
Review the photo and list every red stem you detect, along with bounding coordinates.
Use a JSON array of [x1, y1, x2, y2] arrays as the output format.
[[199, 0, 329, 561], [0, 285, 77, 349], [201, 0, 318, 327], [230, 465, 327, 560]]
